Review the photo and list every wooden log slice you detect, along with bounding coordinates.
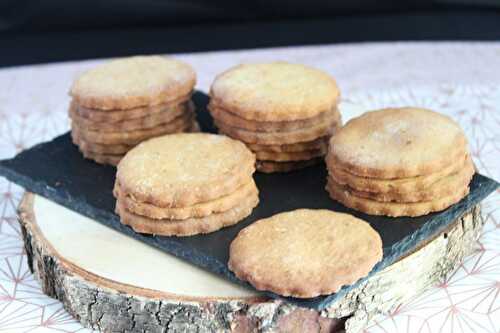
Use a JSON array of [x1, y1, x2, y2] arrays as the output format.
[[18, 193, 484, 333]]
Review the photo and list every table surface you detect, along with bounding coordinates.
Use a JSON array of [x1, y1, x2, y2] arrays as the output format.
[[0, 42, 499, 332]]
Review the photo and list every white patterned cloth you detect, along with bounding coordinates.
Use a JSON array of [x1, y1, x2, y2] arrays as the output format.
[[0, 42, 499, 332]]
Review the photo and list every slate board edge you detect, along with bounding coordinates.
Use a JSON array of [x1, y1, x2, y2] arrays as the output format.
[[1, 140, 499, 310]]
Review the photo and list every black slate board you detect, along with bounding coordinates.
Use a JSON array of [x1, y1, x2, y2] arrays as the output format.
[[0, 92, 498, 310]]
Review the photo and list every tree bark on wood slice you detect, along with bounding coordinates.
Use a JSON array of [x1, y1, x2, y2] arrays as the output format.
[[18, 193, 484, 333]]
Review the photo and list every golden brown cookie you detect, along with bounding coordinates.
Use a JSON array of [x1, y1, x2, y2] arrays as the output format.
[[215, 115, 339, 145], [70, 56, 196, 110], [254, 147, 326, 162], [326, 153, 469, 194], [228, 209, 383, 298], [210, 62, 339, 121], [73, 95, 191, 122], [72, 130, 134, 155], [116, 133, 256, 208], [115, 180, 258, 220], [256, 158, 322, 173], [115, 192, 259, 236], [338, 158, 474, 203], [70, 100, 193, 132], [328, 108, 467, 178], [209, 104, 340, 133], [247, 137, 329, 153], [79, 149, 123, 166], [71, 111, 194, 145], [72, 120, 200, 155], [326, 178, 470, 217]]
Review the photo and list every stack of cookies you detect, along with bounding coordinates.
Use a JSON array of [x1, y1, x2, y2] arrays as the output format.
[[69, 56, 198, 166], [229, 209, 382, 297], [326, 107, 474, 217], [114, 133, 259, 236], [209, 62, 341, 173]]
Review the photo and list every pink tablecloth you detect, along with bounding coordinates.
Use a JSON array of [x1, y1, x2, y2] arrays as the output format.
[[0, 42, 499, 332]]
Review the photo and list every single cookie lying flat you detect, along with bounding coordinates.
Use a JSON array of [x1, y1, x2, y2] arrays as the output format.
[[116, 133, 256, 207], [70, 56, 196, 110], [329, 107, 467, 178], [228, 209, 383, 298]]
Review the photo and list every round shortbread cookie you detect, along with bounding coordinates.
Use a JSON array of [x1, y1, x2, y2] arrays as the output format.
[[80, 149, 123, 166], [333, 158, 474, 203], [69, 101, 193, 132], [70, 56, 196, 110], [215, 114, 340, 145], [247, 137, 329, 153], [115, 192, 259, 236], [71, 130, 133, 155], [209, 104, 341, 133], [228, 209, 382, 298], [327, 153, 469, 194], [71, 120, 200, 154], [329, 108, 467, 178], [327, 153, 470, 195], [73, 95, 191, 122], [114, 180, 258, 220], [71, 112, 194, 145], [116, 133, 256, 208], [326, 178, 470, 217], [209, 62, 340, 121], [256, 158, 322, 173], [254, 147, 326, 162]]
